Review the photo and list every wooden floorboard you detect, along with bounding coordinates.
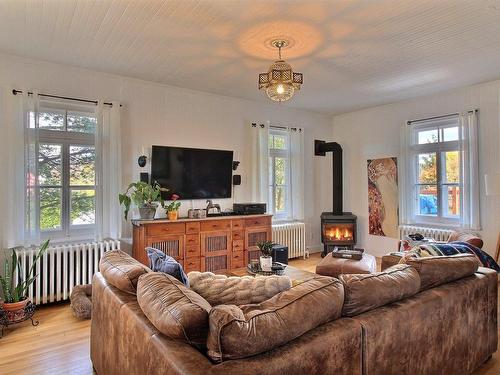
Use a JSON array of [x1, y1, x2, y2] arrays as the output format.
[[0, 252, 497, 374]]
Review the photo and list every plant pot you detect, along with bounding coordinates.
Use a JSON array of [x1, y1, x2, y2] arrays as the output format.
[[2, 299, 29, 312], [167, 210, 178, 221], [260, 256, 273, 272], [139, 205, 156, 220]]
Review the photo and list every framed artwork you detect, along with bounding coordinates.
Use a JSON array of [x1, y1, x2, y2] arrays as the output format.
[[367, 157, 399, 238]]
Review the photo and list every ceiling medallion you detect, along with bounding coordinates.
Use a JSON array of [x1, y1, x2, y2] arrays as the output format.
[[258, 39, 303, 102]]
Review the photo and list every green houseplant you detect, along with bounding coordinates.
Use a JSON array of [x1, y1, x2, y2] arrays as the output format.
[[257, 240, 275, 272], [119, 181, 168, 220], [0, 239, 50, 313], [165, 194, 181, 221]]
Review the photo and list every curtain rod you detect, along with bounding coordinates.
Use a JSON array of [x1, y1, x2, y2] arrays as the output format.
[[407, 109, 478, 125], [251, 123, 302, 131], [12, 89, 122, 107]]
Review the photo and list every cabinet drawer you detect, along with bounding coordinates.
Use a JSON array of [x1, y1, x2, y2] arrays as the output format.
[[231, 220, 245, 230], [231, 252, 245, 269], [200, 220, 231, 232], [245, 216, 271, 228], [232, 240, 244, 252], [186, 222, 200, 234], [232, 230, 244, 241], [185, 244, 201, 258], [185, 234, 200, 246], [184, 257, 201, 273], [146, 223, 185, 236]]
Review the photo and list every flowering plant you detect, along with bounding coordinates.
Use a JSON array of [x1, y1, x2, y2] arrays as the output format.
[[164, 194, 181, 212]]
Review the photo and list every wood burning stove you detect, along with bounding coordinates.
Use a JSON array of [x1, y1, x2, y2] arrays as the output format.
[[315, 140, 358, 256]]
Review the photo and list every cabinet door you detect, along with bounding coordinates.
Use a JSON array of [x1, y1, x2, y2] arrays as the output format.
[[245, 226, 272, 252], [200, 231, 231, 273], [146, 234, 185, 265]]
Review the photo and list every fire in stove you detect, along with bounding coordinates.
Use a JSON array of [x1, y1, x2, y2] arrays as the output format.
[[324, 224, 354, 242]]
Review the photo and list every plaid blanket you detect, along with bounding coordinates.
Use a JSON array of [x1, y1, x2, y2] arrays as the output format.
[[406, 241, 500, 272]]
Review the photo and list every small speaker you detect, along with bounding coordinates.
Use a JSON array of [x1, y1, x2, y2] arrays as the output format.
[[272, 245, 288, 265], [140, 172, 149, 183], [233, 175, 241, 185]]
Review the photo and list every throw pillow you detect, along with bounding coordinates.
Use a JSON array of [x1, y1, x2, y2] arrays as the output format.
[[145, 247, 189, 286], [188, 271, 292, 306]]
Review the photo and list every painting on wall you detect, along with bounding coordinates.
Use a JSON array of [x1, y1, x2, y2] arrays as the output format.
[[367, 157, 399, 238]]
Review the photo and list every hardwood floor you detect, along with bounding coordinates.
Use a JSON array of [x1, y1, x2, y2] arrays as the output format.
[[0, 252, 497, 374]]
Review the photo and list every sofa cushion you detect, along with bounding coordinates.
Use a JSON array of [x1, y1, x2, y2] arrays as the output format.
[[99, 250, 150, 294], [448, 231, 483, 249], [146, 247, 189, 286], [339, 264, 420, 317], [137, 272, 211, 348], [188, 271, 292, 306], [400, 253, 479, 290], [206, 276, 344, 362]]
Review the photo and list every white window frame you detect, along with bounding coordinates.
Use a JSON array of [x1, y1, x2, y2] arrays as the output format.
[[268, 128, 291, 221], [32, 103, 97, 241], [408, 116, 461, 227]]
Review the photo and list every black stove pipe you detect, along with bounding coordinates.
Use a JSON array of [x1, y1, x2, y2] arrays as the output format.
[[315, 140, 343, 215]]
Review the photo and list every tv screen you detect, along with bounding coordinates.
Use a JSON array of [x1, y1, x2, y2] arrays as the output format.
[[151, 145, 233, 200]]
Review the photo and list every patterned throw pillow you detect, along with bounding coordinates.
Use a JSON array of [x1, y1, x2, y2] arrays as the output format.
[[145, 247, 189, 286]]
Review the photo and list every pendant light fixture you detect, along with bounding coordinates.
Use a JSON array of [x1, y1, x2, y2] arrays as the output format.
[[258, 40, 303, 102]]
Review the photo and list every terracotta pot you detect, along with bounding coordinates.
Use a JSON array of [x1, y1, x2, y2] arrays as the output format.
[[2, 298, 28, 312], [167, 210, 178, 221]]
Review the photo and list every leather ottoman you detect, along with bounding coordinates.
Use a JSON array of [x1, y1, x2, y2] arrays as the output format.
[[316, 253, 377, 278]]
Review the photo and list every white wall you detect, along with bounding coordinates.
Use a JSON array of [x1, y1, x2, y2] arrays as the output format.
[[0, 53, 332, 250], [332, 80, 500, 257]]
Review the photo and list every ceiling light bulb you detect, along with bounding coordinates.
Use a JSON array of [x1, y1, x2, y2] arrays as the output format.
[[276, 84, 285, 94]]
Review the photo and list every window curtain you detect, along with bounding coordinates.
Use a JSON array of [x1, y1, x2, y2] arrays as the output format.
[[460, 110, 480, 230], [250, 123, 269, 207], [289, 128, 305, 221], [399, 122, 414, 225], [95, 101, 122, 240], [0, 89, 40, 247]]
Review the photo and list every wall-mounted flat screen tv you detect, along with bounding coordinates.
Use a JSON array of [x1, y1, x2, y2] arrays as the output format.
[[151, 145, 233, 200]]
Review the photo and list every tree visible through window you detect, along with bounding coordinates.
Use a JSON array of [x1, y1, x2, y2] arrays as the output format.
[[31, 105, 97, 238]]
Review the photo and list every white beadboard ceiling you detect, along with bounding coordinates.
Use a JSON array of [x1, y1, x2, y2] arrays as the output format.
[[1, 0, 500, 114]]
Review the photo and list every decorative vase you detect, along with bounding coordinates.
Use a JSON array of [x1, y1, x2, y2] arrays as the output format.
[[260, 256, 272, 272], [167, 210, 178, 221], [139, 205, 156, 220]]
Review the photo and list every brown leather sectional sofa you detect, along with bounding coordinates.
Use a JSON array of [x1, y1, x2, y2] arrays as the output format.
[[91, 251, 497, 375]]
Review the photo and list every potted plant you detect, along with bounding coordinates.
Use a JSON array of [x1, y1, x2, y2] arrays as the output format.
[[0, 239, 49, 317], [165, 194, 181, 220], [119, 181, 167, 220], [257, 241, 275, 272]]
